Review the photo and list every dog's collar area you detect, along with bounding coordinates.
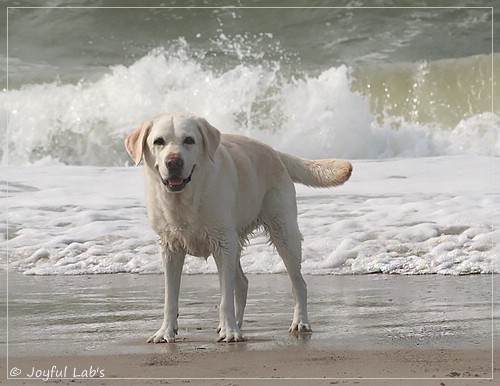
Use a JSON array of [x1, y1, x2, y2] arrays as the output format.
[[161, 165, 196, 192]]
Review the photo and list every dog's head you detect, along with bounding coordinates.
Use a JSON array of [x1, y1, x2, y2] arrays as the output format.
[[125, 113, 221, 193]]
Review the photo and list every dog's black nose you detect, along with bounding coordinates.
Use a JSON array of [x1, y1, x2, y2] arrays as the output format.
[[166, 156, 184, 171]]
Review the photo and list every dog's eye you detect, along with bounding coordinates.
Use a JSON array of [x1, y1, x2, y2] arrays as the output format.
[[183, 136, 195, 145], [153, 137, 165, 146]]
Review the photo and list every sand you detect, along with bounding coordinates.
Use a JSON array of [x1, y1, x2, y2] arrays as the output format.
[[3, 347, 497, 386], [2, 272, 498, 385]]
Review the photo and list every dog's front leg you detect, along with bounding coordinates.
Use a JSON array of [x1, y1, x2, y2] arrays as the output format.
[[213, 240, 247, 343], [148, 247, 186, 343]]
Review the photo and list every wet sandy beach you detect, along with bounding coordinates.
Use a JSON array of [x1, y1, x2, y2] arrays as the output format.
[[2, 272, 498, 385]]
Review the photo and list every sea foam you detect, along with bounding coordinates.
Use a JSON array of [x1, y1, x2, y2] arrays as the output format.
[[2, 44, 498, 166], [4, 156, 498, 276]]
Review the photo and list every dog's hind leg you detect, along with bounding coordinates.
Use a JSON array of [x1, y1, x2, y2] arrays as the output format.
[[234, 250, 248, 328], [272, 226, 311, 333], [265, 189, 312, 333], [213, 236, 247, 342]]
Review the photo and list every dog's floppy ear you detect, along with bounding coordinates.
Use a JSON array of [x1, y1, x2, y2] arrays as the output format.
[[125, 120, 153, 166], [196, 117, 221, 162]]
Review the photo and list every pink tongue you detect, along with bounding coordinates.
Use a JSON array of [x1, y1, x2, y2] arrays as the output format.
[[168, 177, 184, 186]]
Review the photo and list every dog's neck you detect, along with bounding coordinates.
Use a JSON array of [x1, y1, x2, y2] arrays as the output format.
[[143, 169, 214, 257], [145, 166, 200, 219]]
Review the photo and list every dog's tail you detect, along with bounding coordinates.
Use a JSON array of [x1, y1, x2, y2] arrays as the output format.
[[278, 152, 352, 188]]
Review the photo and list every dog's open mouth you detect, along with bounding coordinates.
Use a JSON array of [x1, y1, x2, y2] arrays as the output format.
[[161, 165, 196, 192]]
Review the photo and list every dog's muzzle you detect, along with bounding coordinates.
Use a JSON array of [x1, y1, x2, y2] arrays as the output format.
[[161, 165, 196, 192]]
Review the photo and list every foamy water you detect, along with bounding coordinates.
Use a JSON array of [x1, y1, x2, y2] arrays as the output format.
[[2, 6, 498, 276], [3, 156, 498, 275], [2, 47, 498, 167]]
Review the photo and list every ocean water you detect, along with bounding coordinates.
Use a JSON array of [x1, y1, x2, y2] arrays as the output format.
[[4, 156, 499, 275], [1, 3, 498, 275]]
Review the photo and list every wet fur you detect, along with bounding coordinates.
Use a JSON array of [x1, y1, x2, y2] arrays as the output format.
[[125, 112, 352, 343]]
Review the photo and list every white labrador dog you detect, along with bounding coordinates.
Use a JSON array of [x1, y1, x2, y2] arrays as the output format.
[[125, 112, 352, 343]]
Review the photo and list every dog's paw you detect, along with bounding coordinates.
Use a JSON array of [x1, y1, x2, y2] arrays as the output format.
[[289, 322, 312, 333], [147, 327, 178, 343], [217, 327, 247, 343]]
